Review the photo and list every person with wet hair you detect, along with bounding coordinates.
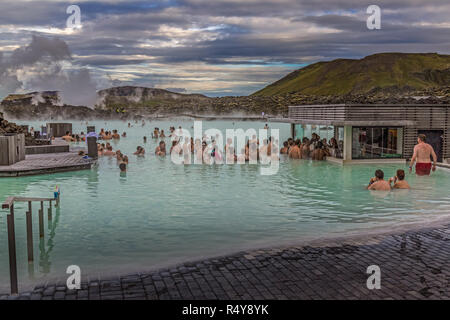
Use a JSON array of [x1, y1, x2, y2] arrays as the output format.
[[280, 141, 289, 154], [367, 169, 391, 191], [134, 146, 145, 156], [155, 141, 166, 157], [389, 169, 410, 189], [288, 139, 301, 159]]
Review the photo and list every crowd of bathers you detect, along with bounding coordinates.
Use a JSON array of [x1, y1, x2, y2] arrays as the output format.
[[281, 132, 343, 161], [62, 131, 86, 143], [63, 123, 436, 189], [151, 126, 280, 164]]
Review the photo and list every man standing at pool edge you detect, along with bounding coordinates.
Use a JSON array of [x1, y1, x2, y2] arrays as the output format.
[[409, 134, 437, 176]]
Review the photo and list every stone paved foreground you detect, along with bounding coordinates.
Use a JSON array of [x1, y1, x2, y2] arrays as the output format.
[[2, 224, 449, 300]]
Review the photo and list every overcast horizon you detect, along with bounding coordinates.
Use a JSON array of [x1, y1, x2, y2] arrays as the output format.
[[1, 0, 450, 102]]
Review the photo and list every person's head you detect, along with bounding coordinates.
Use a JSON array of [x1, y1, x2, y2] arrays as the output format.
[[160, 141, 166, 148], [375, 169, 384, 180], [108, 146, 113, 151], [119, 163, 127, 172], [396, 169, 405, 181], [283, 141, 288, 147], [418, 134, 426, 143], [317, 141, 323, 149], [65, 131, 70, 135]]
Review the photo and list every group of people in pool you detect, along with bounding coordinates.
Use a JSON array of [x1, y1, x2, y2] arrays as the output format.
[[62, 131, 86, 143], [367, 134, 438, 191], [81, 124, 439, 182], [148, 125, 282, 164], [98, 129, 126, 140], [281, 133, 342, 161]]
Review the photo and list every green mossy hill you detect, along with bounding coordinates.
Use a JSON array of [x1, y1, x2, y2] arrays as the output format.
[[253, 53, 450, 96]]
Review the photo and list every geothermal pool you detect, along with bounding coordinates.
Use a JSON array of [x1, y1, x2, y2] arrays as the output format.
[[1, 120, 450, 292]]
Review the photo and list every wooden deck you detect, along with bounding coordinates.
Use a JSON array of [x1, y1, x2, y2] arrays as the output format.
[[0, 152, 95, 177], [2, 196, 55, 209]]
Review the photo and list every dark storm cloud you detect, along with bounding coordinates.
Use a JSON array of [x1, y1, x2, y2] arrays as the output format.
[[1, 0, 450, 96]]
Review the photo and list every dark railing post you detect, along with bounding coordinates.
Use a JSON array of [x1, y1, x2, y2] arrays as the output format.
[[39, 201, 44, 238], [48, 200, 52, 221], [7, 205, 18, 295], [26, 210, 34, 263]]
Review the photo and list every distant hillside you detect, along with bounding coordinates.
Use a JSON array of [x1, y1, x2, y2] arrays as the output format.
[[253, 53, 450, 96], [96, 86, 210, 110]]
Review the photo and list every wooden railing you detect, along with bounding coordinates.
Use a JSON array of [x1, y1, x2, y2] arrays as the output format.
[[2, 196, 59, 295]]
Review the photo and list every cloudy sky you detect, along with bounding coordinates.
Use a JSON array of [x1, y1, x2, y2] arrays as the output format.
[[0, 0, 450, 100]]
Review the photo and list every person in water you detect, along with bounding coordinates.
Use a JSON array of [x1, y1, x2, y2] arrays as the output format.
[[134, 146, 145, 155], [62, 131, 74, 142], [388, 169, 410, 189], [152, 128, 159, 139], [119, 162, 127, 173], [155, 141, 166, 156], [367, 169, 391, 191], [288, 139, 301, 159], [103, 145, 116, 156], [409, 134, 437, 176], [112, 130, 120, 139], [160, 130, 166, 138], [280, 141, 289, 154]]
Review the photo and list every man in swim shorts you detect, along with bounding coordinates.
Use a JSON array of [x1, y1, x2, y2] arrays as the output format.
[[409, 134, 437, 176]]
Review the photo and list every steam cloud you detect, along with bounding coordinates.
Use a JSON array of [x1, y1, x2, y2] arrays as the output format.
[[0, 35, 98, 107]]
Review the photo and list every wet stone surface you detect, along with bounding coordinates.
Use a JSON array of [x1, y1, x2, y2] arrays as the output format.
[[1, 225, 449, 300]]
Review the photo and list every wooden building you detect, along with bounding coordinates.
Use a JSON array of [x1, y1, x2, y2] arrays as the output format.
[[0, 134, 26, 166], [46, 123, 73, 138], [271, 104, 450, 164]]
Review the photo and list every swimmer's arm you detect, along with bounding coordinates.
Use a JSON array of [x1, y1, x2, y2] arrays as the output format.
[[409, 146, 418, 172], [430, 146, 437, 169]]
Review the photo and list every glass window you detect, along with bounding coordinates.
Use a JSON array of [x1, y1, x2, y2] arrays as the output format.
[[352, 127, 403, 159]]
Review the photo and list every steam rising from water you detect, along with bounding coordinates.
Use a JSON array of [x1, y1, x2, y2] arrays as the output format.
[[0, 35, 98, 107]]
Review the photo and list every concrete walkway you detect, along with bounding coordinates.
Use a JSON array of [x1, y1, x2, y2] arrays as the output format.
[[2, 224, 449, 300]]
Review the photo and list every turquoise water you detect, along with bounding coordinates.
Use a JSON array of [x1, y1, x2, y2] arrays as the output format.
[[1, 120, 450, 292]]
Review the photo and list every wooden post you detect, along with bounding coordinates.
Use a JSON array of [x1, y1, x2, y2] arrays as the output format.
[[48, 200, 52, 221], [39, 201, 44, 238], [7, 205, 18, 295], [26, 210, 34, 263]]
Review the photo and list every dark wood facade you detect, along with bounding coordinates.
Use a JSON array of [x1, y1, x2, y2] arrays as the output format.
[[286, 104, 450, 161]]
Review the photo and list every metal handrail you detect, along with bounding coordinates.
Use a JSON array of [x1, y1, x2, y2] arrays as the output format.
[[2, 196, 59, 295]]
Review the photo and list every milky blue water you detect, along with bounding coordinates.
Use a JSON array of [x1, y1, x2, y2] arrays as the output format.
[[1, 119, 450, 292]]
